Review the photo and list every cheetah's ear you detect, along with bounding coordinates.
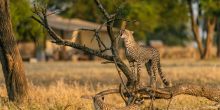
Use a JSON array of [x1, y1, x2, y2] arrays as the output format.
[[130, 31, 134, 34]]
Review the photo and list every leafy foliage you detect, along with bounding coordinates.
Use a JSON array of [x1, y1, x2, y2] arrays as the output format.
[[125, 0, 189, 42], [148, 25, 190, 46], [11, 0, 194, 45], [11, 0, 220, 46], [10, 0, 44, 42], [201, 0, 220, 16], [46, 0, 190, 45]]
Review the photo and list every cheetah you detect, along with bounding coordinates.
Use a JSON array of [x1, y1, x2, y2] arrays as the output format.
[[120, 29, 172, 89]]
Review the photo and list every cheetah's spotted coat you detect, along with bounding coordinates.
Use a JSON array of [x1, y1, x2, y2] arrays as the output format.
[[121, 29, 171, 88]]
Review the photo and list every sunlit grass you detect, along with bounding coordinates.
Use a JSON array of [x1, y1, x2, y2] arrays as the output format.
[[0, 59, 219, 109]]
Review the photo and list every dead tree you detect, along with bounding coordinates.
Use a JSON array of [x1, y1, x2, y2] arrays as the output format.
[[0, 0, 28, 102], [32, 0, 220, 108], [32, 0, 136, 87]]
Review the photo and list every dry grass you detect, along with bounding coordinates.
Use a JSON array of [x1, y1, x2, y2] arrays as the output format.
[[0, 59, 219, 110]]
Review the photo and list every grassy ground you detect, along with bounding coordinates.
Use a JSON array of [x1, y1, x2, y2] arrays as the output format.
[[0, 59, 219, 110]]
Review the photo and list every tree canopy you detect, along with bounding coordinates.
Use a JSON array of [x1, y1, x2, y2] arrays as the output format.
[[201, 0, 220, 17], [10, 0, 44, 42], [11, 0, 220, 46], [46, 0, 190, 46]]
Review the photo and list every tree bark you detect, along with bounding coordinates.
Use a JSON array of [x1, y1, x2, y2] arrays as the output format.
[[137, 84, 220, 102], [188, 0, 204, 59], [203, 17, 216, 59], [94, 83, 220, 104], [0, 0, 28, 102]]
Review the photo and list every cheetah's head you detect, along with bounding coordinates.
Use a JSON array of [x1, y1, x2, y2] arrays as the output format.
[[120, 29, 134, 39]]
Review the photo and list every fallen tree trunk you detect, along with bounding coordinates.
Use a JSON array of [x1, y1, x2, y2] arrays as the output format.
[[138, 84, 220, 102], [96, 84, 220, 103]]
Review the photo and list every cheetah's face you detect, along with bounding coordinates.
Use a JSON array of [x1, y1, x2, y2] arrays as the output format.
[[120, 29, 126, 39], [120, 29, 134, 39]]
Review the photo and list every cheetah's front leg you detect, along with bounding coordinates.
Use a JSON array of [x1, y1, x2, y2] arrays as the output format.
[[145, 61, 153, 87], [151, 61, 157, 89], [129, 61, 135, 75], [136, 62, 141, 86]]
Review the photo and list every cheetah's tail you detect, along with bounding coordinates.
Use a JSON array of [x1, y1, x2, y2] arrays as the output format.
[[157, 58, 172, 87]]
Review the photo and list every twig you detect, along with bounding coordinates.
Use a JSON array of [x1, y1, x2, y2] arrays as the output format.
[[52, 40, 114, 61], [113, 57, 129, 94], [90, 21, 108, 50], [78, 22, 108, 51], [167, 95, 173, 110], [101, 61, 114, 64], [94, 0, 110, 19], [77, 28, 96, 32], [119, 84, 128, 105], [96, 89, 119, 96], [46, 10, 62, 16], [100, 48, 111, 53]]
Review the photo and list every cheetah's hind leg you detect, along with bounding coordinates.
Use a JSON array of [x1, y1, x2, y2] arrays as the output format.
[[145, 60, 156, 109], [145, 61, 156, 95]]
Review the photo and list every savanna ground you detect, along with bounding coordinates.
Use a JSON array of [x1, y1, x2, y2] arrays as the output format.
[[0, 59, 219, 110]]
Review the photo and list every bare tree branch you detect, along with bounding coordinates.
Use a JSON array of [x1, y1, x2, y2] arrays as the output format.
[[51, 40, 113, 61], [77, 26, 108, 52], [32, 9, 114, 61], [34, 1, 137, 89], [94, 0, 111, 19], [92, 26, 108, 51]]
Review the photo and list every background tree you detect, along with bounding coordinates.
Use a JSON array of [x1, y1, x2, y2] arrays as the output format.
[[0, 0, 28, 102], [208, 2, 220, 58], [46, 0, 191, 46], [187, 0, 220, 59], [144, 0, 189, 46], [11, 0, 44, 42], [11, 0, 46, 60], [125, 0, 189, 44]]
